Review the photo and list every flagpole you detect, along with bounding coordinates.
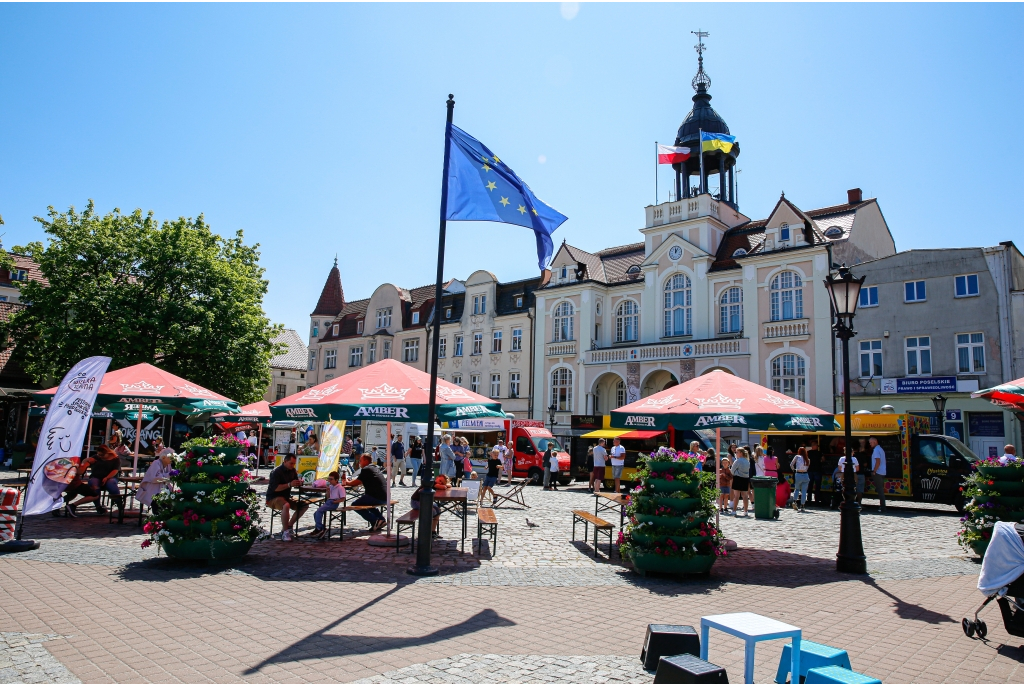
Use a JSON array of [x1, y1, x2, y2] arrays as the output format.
[[410, 94, 455, 577], [654, 141, 658, 205], [699, 128, 705, 195]]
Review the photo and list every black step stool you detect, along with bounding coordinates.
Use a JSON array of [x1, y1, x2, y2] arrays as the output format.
[[642, 624, 701, 670], [654, 654, 728, 684]]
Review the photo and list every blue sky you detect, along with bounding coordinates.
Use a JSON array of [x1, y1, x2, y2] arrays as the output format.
[[1, 3, 1021, 336]]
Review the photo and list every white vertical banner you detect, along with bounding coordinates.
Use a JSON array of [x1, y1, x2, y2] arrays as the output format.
[[23, 356, 111, 516]]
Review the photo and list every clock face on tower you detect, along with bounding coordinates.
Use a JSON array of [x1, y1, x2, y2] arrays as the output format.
[[668, 245, 683, 261]]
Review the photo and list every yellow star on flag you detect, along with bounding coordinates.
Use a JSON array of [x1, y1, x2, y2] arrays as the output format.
[[499, 196, 510, 207], [492, 156, 500, 163], [517, 205, 527, 214], [532, 208, 538, 215], [485, 181, 497, 191], [482, 163, 491, 172]]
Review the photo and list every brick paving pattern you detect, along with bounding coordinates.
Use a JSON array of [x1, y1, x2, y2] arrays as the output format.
[[2, 468, 1021, 683], [0, 633, 80, 684]]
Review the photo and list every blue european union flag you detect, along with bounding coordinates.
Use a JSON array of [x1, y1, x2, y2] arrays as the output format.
[[445, 125, 567, 271]]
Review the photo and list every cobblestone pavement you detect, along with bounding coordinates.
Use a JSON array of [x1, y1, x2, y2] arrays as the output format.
[[0, 633, 80, 684], [3, 470, 1021, 683]]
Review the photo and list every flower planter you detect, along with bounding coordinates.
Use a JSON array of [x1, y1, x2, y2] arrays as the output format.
[[184, 464, 246, 478], [645, 461, 697, 475], [980, 481, 1024, 495], [977, 465, 1024, 480], [189, 446, 243, 460], [996, 511, 1024, 523], [647, 479, 701, 495], [160, 537, 254, 560], [177, 482, 250, 498], [970, 539, 989, 558], [651, 496, 704, 513], [631, 532, 708, 549], [631, 552, 715, 576], [985, 496, 1024, 509], [635, 513, 704, 529], [163, 520, 216, 536], [172, 501, 234, 517]]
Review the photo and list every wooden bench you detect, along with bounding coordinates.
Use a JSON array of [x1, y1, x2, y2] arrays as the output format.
[[491, 478, 530, 509], [326, 504, 381, 541], [476, 507, 498, 555], [395, 509, 437, 553], [571, 509, 615, 559]]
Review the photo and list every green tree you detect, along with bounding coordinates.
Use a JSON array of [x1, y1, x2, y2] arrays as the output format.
[[0, 201, 283, 403]]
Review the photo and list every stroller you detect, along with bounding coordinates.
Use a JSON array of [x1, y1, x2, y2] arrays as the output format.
[[963, 521, 1024, 639]]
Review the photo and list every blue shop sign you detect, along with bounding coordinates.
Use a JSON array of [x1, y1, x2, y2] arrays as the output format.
[[969, 412, 1005, 438], [894, 376, 957, 394]]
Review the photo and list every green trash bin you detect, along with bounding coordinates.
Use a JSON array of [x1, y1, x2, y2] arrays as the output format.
[[751, 476, 779, 520]]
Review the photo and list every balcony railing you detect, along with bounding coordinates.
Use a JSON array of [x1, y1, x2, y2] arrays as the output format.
[[585, 338, 748, 364], [645, 195, 721, 228], [763, 319, 810, 339], [547, 341, 576, 356]]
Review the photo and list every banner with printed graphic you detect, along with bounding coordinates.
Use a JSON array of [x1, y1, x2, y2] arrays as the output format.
[[316, 420, 346, 479], [23, 356, 112, 516]]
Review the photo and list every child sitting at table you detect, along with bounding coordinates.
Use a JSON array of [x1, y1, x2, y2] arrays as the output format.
[[310, 471, 345, 540], [411, 484, 441, 538]]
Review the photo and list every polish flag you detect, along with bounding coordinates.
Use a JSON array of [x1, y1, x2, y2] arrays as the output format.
[[657, 145, 691, 164]]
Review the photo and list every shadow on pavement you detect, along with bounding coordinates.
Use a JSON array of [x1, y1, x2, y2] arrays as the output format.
[[863, 577, 955, 623]]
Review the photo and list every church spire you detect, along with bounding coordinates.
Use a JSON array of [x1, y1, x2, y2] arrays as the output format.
[[311, 259, 345, 317]]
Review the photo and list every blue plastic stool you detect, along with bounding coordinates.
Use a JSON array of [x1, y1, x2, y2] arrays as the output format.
[[775, 641, 851, 683], [804, 666, 880, 684]]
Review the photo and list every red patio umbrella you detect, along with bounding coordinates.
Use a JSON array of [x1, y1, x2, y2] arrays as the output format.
[[973, 376, 1024, 413], [211, 401, 273, 465]]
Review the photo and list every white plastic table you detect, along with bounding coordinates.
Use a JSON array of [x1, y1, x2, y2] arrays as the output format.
[[700, 612, 800, 684]]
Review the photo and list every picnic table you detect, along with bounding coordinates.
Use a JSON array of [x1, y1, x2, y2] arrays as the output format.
[[594, 492, 627, 528], [434, 487, 469, 552]]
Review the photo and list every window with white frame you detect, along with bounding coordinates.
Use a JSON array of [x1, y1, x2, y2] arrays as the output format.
[[324, 349, 337, 369], [905, 337, 932, 376], [957, 332, 985, 373], [332, 324, 339, 336], [551, 367, 573, 411], [511, 327, 523, 352], [664, 274, 692, 336], [515, 296, 523, 308], [312, 321, 319, 338], [770, 271, 803, 321], [771, 353, 806, 402], [616, 300, 639, 342], [779, 223, 791, 242], [616, 380, 626, 409], [452, 373, 462, 385], [382, 340, 391, 359], [472, 294, 487, 315], [859, 286, 879, 308], [490, 373, 501, 398], [11, 269, 27, 282], [454, 334, 464, 356], [904, 281, 926, 303], [376, 307, 392, 329], [445, 307, 452, 319], [308, 351, 317, 370], [412, 311, 420, 324], [553, 301, 575, 342], [349, 346, 363, 367], [859, 340, 882, 378], [368, 341, 376, 363], [402, 339, 419, 362], [472, 332, 483, 355], [492, 330, 502, 353], [356, 320, 364, 334], [470, 374, 481, 393], [438, 336, 447, 358], [509, 372, 521, 398], [719, 286, 743, 333], [955, 274, 979, 298]]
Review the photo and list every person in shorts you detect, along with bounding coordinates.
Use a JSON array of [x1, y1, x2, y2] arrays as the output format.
[[729, 447, 751, 516], [480, 447, 502, 505], [591, 439, 608, 493], [266, 454, 308, 541], [718, 456, 733, 513], [609, 437, 627, 494]]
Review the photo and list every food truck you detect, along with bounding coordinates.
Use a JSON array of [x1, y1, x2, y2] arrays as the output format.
[[440, 417, 571, 484], [754, 412, 979, 510], [578, 415, 673, 488]]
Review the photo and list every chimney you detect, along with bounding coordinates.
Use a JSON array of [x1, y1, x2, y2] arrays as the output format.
[[847, 188, 863, 204]]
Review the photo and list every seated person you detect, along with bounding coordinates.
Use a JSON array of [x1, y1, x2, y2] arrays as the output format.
[[137, 448, 174, 509], [266, 454, 308, 541], [86, 445, 125, 516], [62, 460, 100, 517], [310, 471, 345, 539], [342, 453, 387, 531], [410, 484, 441, 537]]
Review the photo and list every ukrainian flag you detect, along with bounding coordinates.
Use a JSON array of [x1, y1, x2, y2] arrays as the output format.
[[701, 131, 736, 154]]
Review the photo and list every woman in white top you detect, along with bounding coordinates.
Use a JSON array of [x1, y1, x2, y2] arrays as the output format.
[[753, 445, 766, 477], [137, 449, 174, 507]]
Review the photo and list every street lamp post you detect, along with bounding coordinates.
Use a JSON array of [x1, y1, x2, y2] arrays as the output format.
[[547, 403, 559, 434], [824, 264, 867, 574], [932, 393, 948, 436]]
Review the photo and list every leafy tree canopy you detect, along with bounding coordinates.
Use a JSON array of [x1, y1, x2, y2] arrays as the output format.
[[1, 201, 283, 403]]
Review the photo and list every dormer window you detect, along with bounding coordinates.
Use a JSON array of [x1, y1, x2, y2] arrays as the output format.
[[412, 312, 420, 324], [780, 224, 791, 242], [445, 307, 452, 319], [824, 226, 843, 238], [732, 248, 747, 258], [515, 296, 523, 308], [356, 320, 364, 334], [560, 266, 568, 281], [626, 265, 642, 275], [332, 324, 339, 336]]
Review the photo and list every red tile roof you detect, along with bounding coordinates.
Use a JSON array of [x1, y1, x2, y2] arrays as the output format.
[[311, 263, 345, 317]]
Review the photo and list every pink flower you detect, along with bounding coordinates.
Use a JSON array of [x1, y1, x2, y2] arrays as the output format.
[[236, 509, 246, 516], [233, 524, 242, 530], [141, 540, 152, 549]]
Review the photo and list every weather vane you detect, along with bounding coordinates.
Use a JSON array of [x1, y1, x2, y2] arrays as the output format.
[[691, 29, 712, 92]]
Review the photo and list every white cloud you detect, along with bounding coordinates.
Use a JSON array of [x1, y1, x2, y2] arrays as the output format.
[[560, 2, 580, 21], [538, 155, 547, 164]]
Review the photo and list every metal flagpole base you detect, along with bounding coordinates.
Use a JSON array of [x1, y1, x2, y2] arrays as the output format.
[[407, 563, 439, 577], [0, 540, 40, 554], [367, 533, 409, 547], [836, 499, 867, 574]]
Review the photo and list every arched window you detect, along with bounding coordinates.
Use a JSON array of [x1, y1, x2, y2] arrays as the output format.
[[553, 301, 575, 342], [551, 367, 573, 411], [719, 287, 743, 334], [771, 353, 806, 402], [664, 274, 692, 337], [615, 380, 627, 409], [615, 300, 639, 342], [770, 271, 803, 321]]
